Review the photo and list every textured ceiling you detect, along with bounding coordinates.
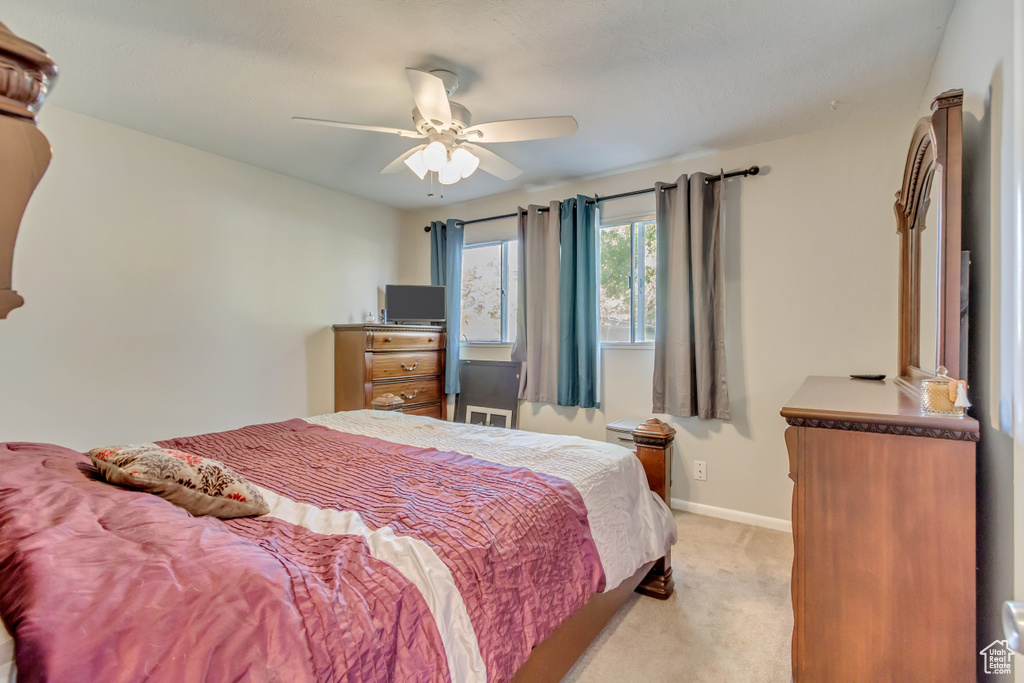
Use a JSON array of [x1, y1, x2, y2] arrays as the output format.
[[2, 0, 954, 209]]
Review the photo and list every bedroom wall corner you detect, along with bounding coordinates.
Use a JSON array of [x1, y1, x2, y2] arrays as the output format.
[[0, 107, 404, 449]]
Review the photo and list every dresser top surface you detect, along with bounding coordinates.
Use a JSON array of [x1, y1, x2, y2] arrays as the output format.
[[781, 375, 978, 434]]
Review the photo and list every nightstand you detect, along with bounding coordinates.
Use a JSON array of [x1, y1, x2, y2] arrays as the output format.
[[605, 418, 643, 448]]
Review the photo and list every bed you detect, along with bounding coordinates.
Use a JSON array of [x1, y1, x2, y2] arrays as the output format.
[[0, 410, 676, 682]]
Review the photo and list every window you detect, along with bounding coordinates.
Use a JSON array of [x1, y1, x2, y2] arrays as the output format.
[[461, 239, 518, 342], [599, 218, 656, 343]]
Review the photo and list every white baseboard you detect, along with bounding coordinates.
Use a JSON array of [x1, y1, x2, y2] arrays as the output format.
[[670, 497, 792, 533]]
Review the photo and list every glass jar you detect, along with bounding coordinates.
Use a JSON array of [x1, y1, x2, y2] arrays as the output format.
[[920, 366, 966, 417]]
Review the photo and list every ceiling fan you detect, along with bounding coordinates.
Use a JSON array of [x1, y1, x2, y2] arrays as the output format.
[[293, 68, 578, 188]]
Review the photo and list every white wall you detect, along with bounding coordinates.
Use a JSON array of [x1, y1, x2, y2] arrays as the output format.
[[921, 0, 1017, 676], [0, 107, 402, 449], [397, 112, 917, 525]]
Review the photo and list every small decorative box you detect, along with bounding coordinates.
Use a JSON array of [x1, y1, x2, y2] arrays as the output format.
[[920, 366, 970, 417], [371, 392, 405, 412]]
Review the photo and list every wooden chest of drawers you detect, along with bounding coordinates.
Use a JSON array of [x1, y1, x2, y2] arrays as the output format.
[[333, 324, 446, 419], [781, 376, 976, 681]]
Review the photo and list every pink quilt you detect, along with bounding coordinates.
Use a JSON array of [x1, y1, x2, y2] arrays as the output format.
[[0, 418, 605, 682]]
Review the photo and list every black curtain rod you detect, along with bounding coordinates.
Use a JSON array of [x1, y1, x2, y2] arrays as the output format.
[[423, 165, 759, 231]]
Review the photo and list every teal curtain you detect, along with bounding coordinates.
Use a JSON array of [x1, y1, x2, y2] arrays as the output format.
[[557, 196, 599, 408], [429, 219, 463, 395]]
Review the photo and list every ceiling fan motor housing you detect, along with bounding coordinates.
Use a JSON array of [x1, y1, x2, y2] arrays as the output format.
[[429, 69, 459, 97], [413, 101, 471, 137]]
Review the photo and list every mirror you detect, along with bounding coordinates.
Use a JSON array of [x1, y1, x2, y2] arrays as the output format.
[[895, 89, 965, 391], [917, 167, 940, 373]]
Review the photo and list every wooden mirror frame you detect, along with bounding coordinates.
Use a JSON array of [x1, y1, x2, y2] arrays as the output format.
[[894, 89, 964, 392]]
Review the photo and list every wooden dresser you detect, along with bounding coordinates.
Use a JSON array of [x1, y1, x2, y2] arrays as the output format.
[[781, 376, 976, 681], [333, 324, 446, 419]]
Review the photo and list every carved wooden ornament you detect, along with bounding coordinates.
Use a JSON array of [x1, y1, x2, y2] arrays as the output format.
[[0, 20, 57, 318], [630, 418, 676, 447]]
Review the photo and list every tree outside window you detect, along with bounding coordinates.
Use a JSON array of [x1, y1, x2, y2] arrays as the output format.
[[460, 240, 517, 342], [600, 219, 656, 343]]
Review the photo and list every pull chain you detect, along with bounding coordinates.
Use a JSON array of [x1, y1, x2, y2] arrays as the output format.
[[426, 172, 444, 199]]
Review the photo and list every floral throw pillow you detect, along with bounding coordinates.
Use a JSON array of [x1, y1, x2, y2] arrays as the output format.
[[87, 445, 270, 519]]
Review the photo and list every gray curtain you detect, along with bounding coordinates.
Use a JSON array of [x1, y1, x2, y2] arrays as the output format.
[[429, 219, 463, 395], [653, 173, 730, 419], [510, 203, 560, 404]]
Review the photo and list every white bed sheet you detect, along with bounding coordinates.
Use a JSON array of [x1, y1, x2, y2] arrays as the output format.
[[305, 410, 677, 592]]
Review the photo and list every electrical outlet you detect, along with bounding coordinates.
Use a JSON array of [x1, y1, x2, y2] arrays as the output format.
[[694, 460, 707, 481]]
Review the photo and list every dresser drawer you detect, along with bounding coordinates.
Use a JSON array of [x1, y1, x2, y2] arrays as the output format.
[[371, 378, 441, 406], [400, 402, 442, 419], [371, 351, 441, 380], [371, 330, 443, 351]]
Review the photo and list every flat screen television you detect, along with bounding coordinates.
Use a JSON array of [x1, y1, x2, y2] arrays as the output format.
[[385, 285, 446, 324]]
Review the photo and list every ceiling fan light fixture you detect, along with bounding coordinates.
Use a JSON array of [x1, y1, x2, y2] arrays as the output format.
[[455, 148, 480, 178], [445, 147, 470, 177], [438, 160, 463, 185], [404, 149, 429, 179], [422, 141, 447, 172]]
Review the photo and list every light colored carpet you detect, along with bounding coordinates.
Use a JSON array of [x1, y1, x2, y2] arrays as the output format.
[[563, 511, 794, 683]]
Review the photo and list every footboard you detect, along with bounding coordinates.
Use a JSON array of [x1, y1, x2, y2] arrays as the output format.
[[631, 418, 676, 599]]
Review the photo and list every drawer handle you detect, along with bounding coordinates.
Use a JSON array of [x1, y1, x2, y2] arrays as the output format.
[[429, 337, 436, 342], [400, 390, 419, 400], [401, 361, 419, 371], [385, 336, 393, 342]]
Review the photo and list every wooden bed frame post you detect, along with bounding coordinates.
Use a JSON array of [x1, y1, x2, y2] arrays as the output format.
[[632, 418, 676, 599], [0, 22, 58, 319]]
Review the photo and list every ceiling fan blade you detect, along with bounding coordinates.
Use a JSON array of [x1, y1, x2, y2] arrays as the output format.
[[379, 144, 427, 174], [292, 117, 423, 138], [405, 68, 452, 131], [462, 143, 522, 181], [460, 116, 578, 143]]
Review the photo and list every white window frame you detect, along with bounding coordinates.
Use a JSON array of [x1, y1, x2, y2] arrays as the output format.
[[599, 215, 657, 347], [461, 238, 517, 344]]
